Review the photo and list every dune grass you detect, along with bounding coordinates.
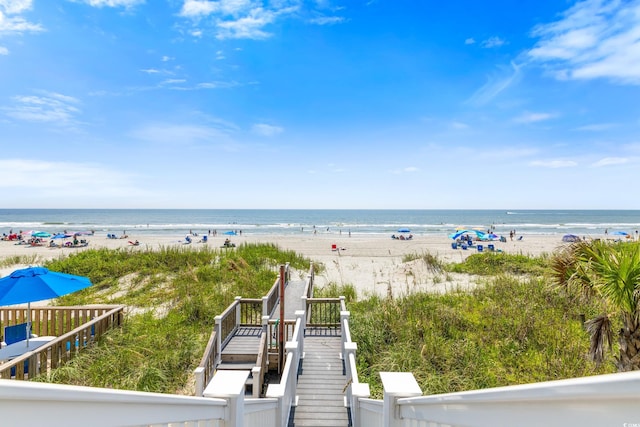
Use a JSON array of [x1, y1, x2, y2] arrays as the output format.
[[19, 245, 612, 398], [347, 273, 612, 398], [34, 243, 310, 393]]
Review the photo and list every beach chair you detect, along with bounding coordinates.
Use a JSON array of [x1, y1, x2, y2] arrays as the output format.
[[477, 245, 483, 252], [331, 244, 337, 251], [461, 244, 467, 250], [488, 244, 495, 252], [4, 322, 30, 345], [451, 242, 458, 249]]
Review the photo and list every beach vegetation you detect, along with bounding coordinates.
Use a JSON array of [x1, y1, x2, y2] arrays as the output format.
[[447, 252, 547, 276], [402, 251, 445, 273], [349, 274, 612, 398], [549, 240, 640, 371], [313, 282, 357, 302], [0, 254, 44, 268], [33, 243, 310, 393], [18, 240, 621, 400]]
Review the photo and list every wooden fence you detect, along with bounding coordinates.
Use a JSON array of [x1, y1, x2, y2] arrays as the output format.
[[0, 305, 125, 380]]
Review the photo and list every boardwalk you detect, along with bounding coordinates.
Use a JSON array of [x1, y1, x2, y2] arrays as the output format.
[[289, 329, 349, 427], [220, 279, 307, 365], [272, 279, 307, 321]]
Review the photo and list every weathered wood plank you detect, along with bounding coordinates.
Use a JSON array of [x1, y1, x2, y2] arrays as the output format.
[[290, 333, 349, 427]]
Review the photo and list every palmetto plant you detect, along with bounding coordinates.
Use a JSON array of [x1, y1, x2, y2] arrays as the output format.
[[550, 240, 640, 371]]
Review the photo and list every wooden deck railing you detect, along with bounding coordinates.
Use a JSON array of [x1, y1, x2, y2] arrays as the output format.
[[306, 297, 341, 328], [302, 262, 314, 300], [0, 305, 125, 380], [194, 263, 296, 397], [239, 298, 263, 326], [0, 305, 122, 341]]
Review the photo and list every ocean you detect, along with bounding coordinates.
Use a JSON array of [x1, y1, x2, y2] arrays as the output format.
[[0, 209, 639, 238]]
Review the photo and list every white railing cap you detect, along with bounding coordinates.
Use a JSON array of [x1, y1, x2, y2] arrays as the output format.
[[204, 370, 249, 398], [380, 372, 422, 395]]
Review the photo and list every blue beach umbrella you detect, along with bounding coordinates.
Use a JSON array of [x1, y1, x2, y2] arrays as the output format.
[[0, 267, 93, 346], [613, 231, 629, 236], [448, 229, 486, 240], [397, 228, 411, 233]]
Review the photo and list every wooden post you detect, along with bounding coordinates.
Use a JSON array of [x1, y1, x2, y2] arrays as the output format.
[[381, 372, 422, 427], [204, 370, 249, 427], [279, 265, 285, 373]]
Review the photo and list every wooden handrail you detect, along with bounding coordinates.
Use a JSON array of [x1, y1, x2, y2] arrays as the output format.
[[254, 331, 269, 397], [195, 329, 218, 397], [239, 299, 263, 326], [1, 306, 122, 341], [306, 298, 341, 327], [0, 305, 124, 380]]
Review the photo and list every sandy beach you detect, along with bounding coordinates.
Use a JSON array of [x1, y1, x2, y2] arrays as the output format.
[[0, 232, 576, 299]]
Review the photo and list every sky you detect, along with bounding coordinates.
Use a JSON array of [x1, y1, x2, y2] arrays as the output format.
[[1, 0, 640, 209]]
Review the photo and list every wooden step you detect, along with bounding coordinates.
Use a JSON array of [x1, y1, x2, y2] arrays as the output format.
[[216, 362, 256, 371]]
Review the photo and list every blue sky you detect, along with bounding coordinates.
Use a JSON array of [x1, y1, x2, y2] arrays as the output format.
[[1, 0, 640, 209]]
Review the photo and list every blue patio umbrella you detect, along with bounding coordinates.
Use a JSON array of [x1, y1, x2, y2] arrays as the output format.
[[224, 231, 237, 235], [397, 228, 411, 233], [613, 231, 629, 236], [0, 267, 92, 346]]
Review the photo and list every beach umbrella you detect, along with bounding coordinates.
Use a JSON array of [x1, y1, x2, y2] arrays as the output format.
[[449, 229, 486, 240], [0, 267, 92, 347], [483, 233, 499, 241], [613, 231, 629, 236], [31, 231, 52, 238], [52, 233, 71, 239], [397, 228, 411, 233], [224, 231, 237, 235]]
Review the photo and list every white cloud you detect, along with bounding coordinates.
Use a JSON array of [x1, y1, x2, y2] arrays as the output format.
[[513, 112, 557, 123], [481, 36, 506, 48], [528, 0, 640, 84], [530, 159, 578, 168], [592, 157, 628, 166], [0, 158, 144, 199], [179, 1, 300, 40], [216, 8, 276, 39], [0, 0, 43, 34], [3, 91, 81, 124], [574, 122, 616, 131], [130, 122, 243, 151], [0, 45, 7, 54], [309, 16, 345, 25], [140, 68, 160, 74], [0, 0, 33, 15], [465, 37, 475, 45], [196, 80, 240, 89], [75, 0, 144, 8], [450, 121, 469, 129], [161, 55, 173, 62], [161, 78, 187, 85], [252, 123, 283, 136], [466, 61, 522, 106], [180, 0, 220, 17], [180, 0, 256, 17]]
